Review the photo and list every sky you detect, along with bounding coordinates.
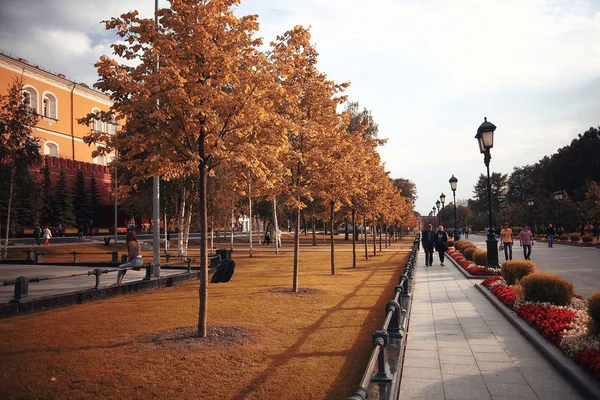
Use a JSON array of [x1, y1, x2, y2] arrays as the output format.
[[1, 0, 599, 217]]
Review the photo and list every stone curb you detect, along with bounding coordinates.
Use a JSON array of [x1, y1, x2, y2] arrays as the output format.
[[445, 251, 493, 280], [476, 284, 600, 400]]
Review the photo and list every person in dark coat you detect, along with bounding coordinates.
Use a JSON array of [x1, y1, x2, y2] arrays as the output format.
[[435, 226, 448, 266], [421, 224, 435, 266]]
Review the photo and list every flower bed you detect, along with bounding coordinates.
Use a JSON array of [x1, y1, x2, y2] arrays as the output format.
[[447, 247, 501, 276], [482, 278, 600, 380]]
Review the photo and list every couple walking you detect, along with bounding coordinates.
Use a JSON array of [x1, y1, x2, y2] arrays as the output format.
[[421, 224, 448, 266]]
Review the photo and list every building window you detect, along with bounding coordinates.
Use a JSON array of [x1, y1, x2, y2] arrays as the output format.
[[94, 155, 106, 166], [107, 118, 118, 135], [91, 108, 103, 132], [22, 86, 39, 114], [41, 92, 58, 119], [44, 142, 59, 157]]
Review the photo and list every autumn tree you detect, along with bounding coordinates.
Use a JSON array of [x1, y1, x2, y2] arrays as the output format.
[[268, 26, 349, 291], [0, 76, 41, 257], [81, 0, 275, 337]]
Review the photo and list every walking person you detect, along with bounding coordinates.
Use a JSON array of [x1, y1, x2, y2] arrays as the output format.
[[434, 226, 448, 266], [421, 224, 435, 266], [77, 225, 84, 242], [547, 224, 555, 248], [500, 223, 514, 261], [116, 229, 143, 285], [519, 224, 534, 260], [33, 225, 42, 246], [276, 228, 282, 247], [42, 226, 52, 246]]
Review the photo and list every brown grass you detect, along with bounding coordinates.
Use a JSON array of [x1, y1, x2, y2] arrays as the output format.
[[0, 239, 411, 399]]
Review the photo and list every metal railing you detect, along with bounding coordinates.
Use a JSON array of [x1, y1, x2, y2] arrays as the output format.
[[2, 257, 193, 304], [346, 234, 419, 400]]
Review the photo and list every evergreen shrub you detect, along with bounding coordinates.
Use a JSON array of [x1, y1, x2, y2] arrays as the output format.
[[463, 246, 476, 261], [569, 234, 580, 242], [587, 291, 600, 334], [473, 249, 487, 267], [501, 260, 536, 285], [582, 235, 594, 243], [520, 271, 574, 305]]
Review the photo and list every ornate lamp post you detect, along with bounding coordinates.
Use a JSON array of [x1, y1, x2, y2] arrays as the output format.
[[475, 117, 499, 268], [440, 193, 446, 228], [449, 175, 459, 241], [432, 206, 437, 227], [527, 199, 535, 234], [435, 199, 441, 224], [553, 190, 564, 230]]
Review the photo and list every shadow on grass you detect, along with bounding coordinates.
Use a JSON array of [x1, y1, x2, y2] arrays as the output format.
[[232, 251, 407, 399]]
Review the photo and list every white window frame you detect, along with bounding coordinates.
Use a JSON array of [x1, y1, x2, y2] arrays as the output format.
[[44, 141, 59, 157], [90, 108, 104, 132], [22, 85, 39, 114], [94, 154, 106, 166], [41, 91, 58, 119]]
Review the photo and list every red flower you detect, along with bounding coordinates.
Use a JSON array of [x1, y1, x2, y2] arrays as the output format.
[[574, 348, 600, 379], [491, 285, 516, 308], [482, 276, 503, 287], [516, 304, 575, 346]]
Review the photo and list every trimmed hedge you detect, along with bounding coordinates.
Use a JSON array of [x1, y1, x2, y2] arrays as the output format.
[[473, 249, 487, 267], [588, 291, 600, 334], [501, 260, 536, 285], [582, 235, 594, 243], [520, 271, 574, 306]]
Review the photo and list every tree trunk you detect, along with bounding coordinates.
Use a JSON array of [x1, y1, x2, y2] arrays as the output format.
[[293, 204, 300, 292], [178, 186, 186, 259], [273, 198, 279, 255], [210, 216, 214, 256], [330, 201, 335, 275], [2, 168, 15, 260], [311, 213, 317, 246], [363, 218, 368, 261], [344, 217, 349, 241], [248, 181, 253, 257], [352, 209, 356, 268], [230, 209, 234, 252], [183, 197, 192, 257], [198, 130, 208, 338], [379, 222, 382, 251], [372, 222, 377, 256]]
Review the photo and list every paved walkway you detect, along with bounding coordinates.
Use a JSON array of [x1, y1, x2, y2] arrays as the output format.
[[399, 248, 585, 400]]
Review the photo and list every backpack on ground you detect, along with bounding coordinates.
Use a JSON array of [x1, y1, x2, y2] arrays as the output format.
[[211, 259, 235, 283]]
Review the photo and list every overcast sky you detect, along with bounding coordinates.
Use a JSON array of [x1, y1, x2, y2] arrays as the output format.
[[1, 0, 599, 217]]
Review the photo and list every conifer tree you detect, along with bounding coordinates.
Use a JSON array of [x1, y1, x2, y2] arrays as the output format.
[[72, 169, 88, 228], [13, 167, 39, 226], [88, 175, 101, 229], [53, 168, 76, 227], [39, 166, 55, 225]]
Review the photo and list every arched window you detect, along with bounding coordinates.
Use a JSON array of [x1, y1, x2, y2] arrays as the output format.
[[44, 141, 59, 157], [91, 108, 103, 132], [107, 118, 118, 135], [22, 86, 39, 114], [41, 92, 58, 119], [94, 155, 106, 166]]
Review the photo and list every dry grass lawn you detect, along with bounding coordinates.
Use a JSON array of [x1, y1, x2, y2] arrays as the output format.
[[0, 239, 411, 399]]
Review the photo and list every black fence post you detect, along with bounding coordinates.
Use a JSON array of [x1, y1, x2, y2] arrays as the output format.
[[371, 329, 391, 382], [386, 299, 403, 338], [26, 249, 34, 261], [34, 252, 42, 264], [10, 276, 29, 303], [111, 251, 119, 264], [71, 252, 78, 263], [186, 259, 191, 273], [93, 269, 102, 289]]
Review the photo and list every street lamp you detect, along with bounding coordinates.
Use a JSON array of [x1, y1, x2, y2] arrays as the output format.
[[475, 117, 499, 268], [432, 206, 437, 227], [553, 190, 564, 231], [449, 175, 459, 241], [436, 199, 441, 219], [440, 193, 446, 228], [527, 199, 535, 234]]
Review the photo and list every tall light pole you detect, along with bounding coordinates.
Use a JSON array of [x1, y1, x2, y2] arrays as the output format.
[[435, 199, 441, 225], [553, 190, 564, 230], [527, 199, 535, 234], [475, 117, 499, 268], [440, 193, 446, 228], [432, 206, 437, 227], [449, 175, 459, 241]]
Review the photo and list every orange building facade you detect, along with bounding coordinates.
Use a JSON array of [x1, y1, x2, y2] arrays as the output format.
[[0, 53, 114, 206]]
